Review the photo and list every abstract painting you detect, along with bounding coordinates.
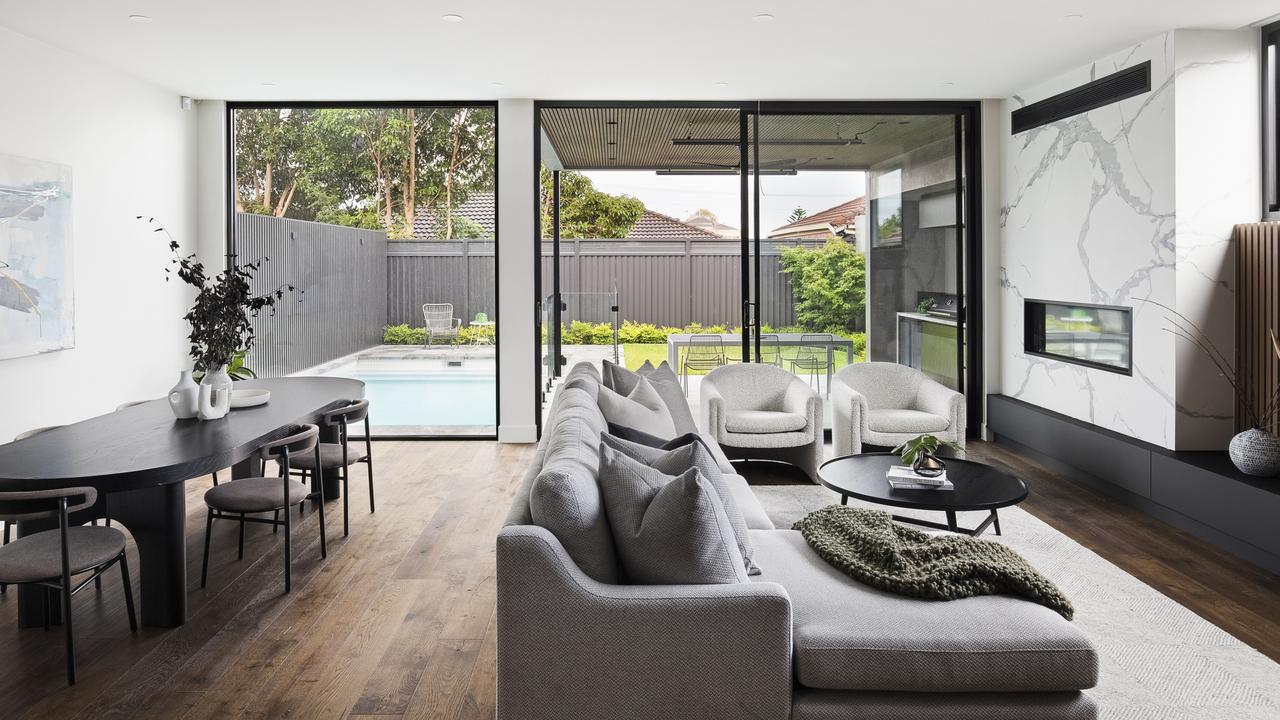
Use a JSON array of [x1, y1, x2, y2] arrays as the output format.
[[0, 153, 73, 360]]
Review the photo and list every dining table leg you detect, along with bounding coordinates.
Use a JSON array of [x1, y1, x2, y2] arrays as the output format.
[[110, 482, 188, 627]]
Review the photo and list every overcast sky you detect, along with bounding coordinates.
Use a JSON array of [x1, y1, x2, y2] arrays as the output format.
[[583, 170, 867, 233]]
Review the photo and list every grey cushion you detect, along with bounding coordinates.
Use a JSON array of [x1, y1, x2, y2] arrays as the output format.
[[205, 476, 310, 513], [280, 442, 368, 471], [601, 433, 760, 575], [529, 388, 619, 584], [0, 526, 125, 583], [603, 360, 699, 436], [726, 409, 808, 433], [721, 473, 774, 530], [637, 360, 700, 436], [597, 444, 748, 585], [749, 530, 1098, 693], [596, 376, 677, 439], [867, 408, 949, 433]]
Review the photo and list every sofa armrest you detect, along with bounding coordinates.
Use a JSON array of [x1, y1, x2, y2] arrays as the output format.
[[830, 375, 869, 456], [915, 377, 966, 448], [497, 525, 794, 720], [782, 377, 822, 432], [699, 377, 727, 438]]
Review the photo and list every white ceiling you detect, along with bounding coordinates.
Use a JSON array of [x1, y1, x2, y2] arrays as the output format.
[[0, 1, 1274, 101]]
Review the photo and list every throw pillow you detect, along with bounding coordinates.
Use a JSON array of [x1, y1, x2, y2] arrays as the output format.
[[607, 424, 737, 474], [596, 375, 676, 439], [601, 433, 760, 575], [603, 360, 699, 436], [636, 360, 700, 436], [597, 445, 748, 585]]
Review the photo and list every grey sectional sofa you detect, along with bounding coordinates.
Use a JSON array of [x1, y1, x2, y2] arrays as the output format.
[[496, 363, 1098, 720]]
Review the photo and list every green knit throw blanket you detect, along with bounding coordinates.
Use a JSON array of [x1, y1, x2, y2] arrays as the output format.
[[793, 506, 1074, 620]]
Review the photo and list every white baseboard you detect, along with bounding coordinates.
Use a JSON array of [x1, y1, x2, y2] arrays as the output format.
[[498, 424, 538, 444]]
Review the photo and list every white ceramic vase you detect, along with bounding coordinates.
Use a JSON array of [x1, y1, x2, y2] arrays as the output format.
[[198, 365, 233, 420], [168, 370, 199, 419]]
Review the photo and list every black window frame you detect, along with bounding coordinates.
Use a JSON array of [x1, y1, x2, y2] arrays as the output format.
[[1263, 21, 1280, 220], [1023, 299, 1133, 376]]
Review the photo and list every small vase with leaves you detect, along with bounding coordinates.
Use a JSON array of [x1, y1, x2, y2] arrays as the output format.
[[892, 434, 963, 478], [144, 217, 299, 420]]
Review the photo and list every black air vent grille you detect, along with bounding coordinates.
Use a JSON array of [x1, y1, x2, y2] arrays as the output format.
[[1012, 61, 1151, 134]]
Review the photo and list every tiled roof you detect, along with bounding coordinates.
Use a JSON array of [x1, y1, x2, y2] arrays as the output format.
[[769, 196, 865, 238], [626, 209, 722, 239], [412, 192, 495, 239]]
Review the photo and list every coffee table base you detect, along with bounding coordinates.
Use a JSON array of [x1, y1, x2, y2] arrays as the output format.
[[839, 495, 1002, 537]]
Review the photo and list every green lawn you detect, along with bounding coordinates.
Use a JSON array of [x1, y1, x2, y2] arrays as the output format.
[[620, 343, 862, 374]]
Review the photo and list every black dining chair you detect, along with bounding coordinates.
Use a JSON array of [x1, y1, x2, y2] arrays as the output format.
[[0, 486, 137, 685], [201, 424, 327, 594], [281, 400, 374, 537]]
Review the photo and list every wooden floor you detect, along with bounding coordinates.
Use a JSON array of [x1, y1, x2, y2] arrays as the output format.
[[1, 438, 1277, 719]]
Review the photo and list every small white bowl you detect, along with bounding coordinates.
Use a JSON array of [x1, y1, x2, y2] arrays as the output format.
[[230, 388, 271, 409]]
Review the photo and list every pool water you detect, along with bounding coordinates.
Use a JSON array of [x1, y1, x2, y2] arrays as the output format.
[[353, 371, 496, 428], [300, 350, 497, 433]]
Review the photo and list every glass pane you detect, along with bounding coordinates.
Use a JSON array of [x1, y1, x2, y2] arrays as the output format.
[[231, 105, 497, 435], [754, 113, 962, 401]]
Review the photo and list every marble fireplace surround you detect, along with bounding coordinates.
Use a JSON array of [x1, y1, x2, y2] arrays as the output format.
[[999, 30, 1259, 451]]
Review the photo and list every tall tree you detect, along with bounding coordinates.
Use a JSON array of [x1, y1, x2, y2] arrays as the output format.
[[788, 207, 808, 223], [539, 169, 644, 239]]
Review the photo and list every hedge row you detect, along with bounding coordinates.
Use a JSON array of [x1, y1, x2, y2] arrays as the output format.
[[384, 320, 866, 356]]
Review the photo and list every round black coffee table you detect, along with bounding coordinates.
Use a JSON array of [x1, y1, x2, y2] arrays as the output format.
[[817, 453, 1028, 536]]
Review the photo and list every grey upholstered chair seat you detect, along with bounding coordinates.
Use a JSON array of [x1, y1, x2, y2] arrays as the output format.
[[0, 526, 126, 583], [749, 530, 1098, 694], [866, 408, 950, 434], [832, 362, 966, 455], [204, 477, 310, 514], [726, 409, 808, 434], [701, 363, 824, 482], [283, 442, 369, 471]]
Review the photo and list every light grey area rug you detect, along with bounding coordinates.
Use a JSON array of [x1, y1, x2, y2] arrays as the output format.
[[753, 485, 1280, 720]]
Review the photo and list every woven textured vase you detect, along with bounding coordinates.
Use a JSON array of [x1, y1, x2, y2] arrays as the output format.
[[1228, 429, 1280, 477]]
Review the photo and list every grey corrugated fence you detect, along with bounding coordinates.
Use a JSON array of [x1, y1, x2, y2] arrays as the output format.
[[238, 214, 387, 377], [386, 241, 495, 326], [540, 238, 824, 328]]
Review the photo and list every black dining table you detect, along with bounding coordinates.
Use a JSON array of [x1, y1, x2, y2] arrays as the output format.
[[0, 376, 364, 628]]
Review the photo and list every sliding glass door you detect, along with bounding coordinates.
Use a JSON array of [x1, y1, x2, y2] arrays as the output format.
[[745, 108, 969, 397], [533, 102, 980, 437]]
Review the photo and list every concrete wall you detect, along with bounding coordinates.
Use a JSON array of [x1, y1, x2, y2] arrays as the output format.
[[496, 100, 537, 442], [0, 26, 197, 442]]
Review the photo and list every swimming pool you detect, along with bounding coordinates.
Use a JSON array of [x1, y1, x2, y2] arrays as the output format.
[[303, 349, 496, 434]]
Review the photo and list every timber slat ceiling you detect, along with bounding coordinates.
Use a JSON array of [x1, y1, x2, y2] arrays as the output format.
[[540, 106, 956, 171]]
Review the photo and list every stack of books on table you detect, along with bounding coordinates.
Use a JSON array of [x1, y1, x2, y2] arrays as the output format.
[[886, 464, 954, 491]]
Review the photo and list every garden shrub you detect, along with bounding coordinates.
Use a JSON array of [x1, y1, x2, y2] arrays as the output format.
[[779, 239, 866, 333]]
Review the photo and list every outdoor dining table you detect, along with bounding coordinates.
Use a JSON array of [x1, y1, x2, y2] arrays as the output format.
[[665, 333, 856, 388], [0, 376, 364, 629]]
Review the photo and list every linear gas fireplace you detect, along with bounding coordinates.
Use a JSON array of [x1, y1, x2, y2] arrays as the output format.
[[1024, 299, 1132, 374]]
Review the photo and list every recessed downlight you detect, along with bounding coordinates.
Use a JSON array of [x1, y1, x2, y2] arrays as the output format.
[[261, 82, 278, 87], [941, 81, 955, 87], [442, 13, 463, 22], [714, 81, 729, 87], [128, 14, 152, 23], [1062, 13, 1084, 21], [489, 81, 504, 87], [753, 13, 774, 22]]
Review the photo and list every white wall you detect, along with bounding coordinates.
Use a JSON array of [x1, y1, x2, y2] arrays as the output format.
[[195, 100, 228, 272], [0, 27, 197, 442], [496, 99, 537, 442], [1172, 30, 1260, 448], [999, 30, 1259, 450]]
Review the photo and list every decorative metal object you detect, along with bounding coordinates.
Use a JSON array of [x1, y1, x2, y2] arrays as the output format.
[[912, 453, 947, 478]]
